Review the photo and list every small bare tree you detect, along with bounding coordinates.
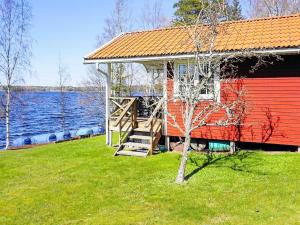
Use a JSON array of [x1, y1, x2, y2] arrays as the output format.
[[139, 0, 169, 98], [161, 1, 279, 184], [80, 66, 105, 125], [140, 0, 170, 29], [98, 0, 131, 43], [0, 0, 32, 149], [145, 66, 164, 96], [250, 0, 300, 17], [57, 60, 70, 132], [97, 0, 133, 97]]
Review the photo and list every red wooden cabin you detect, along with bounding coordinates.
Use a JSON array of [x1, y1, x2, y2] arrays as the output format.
[[84, 14, 300, 156], [167, 55, 300, 147]]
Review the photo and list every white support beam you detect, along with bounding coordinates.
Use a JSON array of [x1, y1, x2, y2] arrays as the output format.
[[106, 63, 112, 146], [230, 141, 236, 154], [96, 63, 112, 146], [163, 61, 169, 150], [165, 136, 170, 151]]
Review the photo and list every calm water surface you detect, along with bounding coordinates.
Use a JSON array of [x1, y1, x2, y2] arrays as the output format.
[[0, 91, 104, 149]]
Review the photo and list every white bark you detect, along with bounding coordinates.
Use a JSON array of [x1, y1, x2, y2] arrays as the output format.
[[0, 0, 32, 150], [57, 59, 70, 132], [163, 2, 279, 184], [176, 135, 191, 184], [140, 0, 169, 29], [250, 0, 300, 17], [5, 86, 10, 150]]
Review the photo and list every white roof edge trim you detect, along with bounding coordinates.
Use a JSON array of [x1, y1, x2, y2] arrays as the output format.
[[84, 33, 125, 59], [84, 54, 195, 64], [83, 47, 300, 64]]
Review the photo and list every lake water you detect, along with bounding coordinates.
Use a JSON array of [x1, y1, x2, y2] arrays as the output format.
[[0, 91, 105, 149]]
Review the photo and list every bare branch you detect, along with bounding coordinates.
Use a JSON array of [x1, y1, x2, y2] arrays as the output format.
[[143, 1, 282, 184]]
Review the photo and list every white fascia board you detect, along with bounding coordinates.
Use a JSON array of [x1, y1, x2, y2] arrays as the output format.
[[84, 54, 196, 64], [83, 47, 300, 64], [84, 33, 125, 59]]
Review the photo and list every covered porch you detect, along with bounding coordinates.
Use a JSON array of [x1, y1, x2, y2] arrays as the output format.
[[82, 27, 201, 157], [109, 96, 164, 157], [84, 58, 174, 157]]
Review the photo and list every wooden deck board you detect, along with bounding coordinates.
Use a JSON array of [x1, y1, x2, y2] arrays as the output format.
[[116, 150, 148, 157]]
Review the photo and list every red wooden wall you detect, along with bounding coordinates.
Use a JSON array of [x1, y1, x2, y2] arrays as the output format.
[[166, 55, 300, 146]]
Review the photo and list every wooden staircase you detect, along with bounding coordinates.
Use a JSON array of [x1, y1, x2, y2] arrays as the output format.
[[109, 97, 163, 157]]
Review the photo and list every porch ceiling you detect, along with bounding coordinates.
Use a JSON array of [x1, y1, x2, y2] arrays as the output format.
[[84, 14, 300, 64]]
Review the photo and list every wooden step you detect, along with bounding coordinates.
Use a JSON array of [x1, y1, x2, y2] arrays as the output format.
[[116, 150, 148, 157], [134, 126, 160, 132], [109, 122, 132, 132], [133, 127, 150, 132], [136, 117, 149, 121], [129, 135, 152, 141], [123, 142, 150, 149]]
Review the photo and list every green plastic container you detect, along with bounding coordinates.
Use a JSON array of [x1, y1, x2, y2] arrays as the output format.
[[209, 141, 230, 152], [158, 145, 168, 153]]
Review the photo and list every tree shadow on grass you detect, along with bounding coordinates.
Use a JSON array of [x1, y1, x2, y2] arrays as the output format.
[[185, 151, 268, 181]]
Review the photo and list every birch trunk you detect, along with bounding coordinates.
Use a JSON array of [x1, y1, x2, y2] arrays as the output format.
[[175, 135, 191, 184], [5, 87, 11, 150]]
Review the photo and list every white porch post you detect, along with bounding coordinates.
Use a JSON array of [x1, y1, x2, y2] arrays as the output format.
[[230, 141, 236, 154], [163, 61, 170, 150], [97, 62, 112, 146], [106, 63, 112, 146]]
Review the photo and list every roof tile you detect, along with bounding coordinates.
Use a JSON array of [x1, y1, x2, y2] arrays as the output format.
[[85, 14, 300, 60]]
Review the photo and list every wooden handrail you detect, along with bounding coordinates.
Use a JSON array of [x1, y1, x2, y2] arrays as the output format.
[[114, 98, 136, 127], [111, 99, 126, 111], [109, 96, 164, 154], [145, 98, 164, 127], [110, 97, 136, 117], [110, 97, 136, 100]]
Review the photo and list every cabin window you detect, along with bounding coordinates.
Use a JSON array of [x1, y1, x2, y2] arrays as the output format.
[[178, 64, 187, 78], [174, 62, 220, 101]]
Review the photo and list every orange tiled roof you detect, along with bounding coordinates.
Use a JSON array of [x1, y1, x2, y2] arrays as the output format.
[[85, 14, 300, 61]]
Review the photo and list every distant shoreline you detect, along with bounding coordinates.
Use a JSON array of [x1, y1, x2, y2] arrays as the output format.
[[0, 86, 105, 92], [0, 85, 147, 92]]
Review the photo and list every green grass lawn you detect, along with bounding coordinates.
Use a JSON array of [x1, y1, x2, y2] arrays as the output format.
[[0, 135, 299, 225]]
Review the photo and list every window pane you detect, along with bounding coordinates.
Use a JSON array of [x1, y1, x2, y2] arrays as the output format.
[[179, 64, 187, 76]]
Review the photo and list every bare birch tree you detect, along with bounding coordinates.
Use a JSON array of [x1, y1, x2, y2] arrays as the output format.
[[57, 60, 70, 132], [250, 0, 300, 17], [79, 66, 105, 126], [140, 0, 170, 29], [162, 1, 279, 184], [0, 0, 31, 149], [98, 0, 131, 43], [140, 0, 169, 98], [96, 0, 133, 97]]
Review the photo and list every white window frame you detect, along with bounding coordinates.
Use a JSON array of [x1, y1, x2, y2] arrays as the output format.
[[173, 60, 220, 102]]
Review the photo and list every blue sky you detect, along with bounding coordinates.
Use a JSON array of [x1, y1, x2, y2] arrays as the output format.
[[29, 0, 177, 86]]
